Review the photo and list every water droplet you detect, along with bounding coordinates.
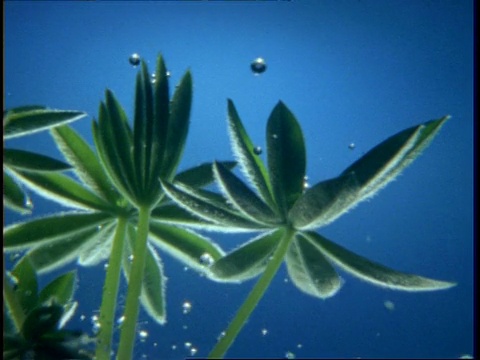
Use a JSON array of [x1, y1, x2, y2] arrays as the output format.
[[25, 198, 33, 209], [138, 330, 149, 341], [184, 342, 192, 349], [182, 301, 192, 314], [129, 53, 141, 67], [251, 57, 267, 75], [190, 347, 198, 356], [348, 143, 356, 150], [166, 70, 171, 78], [303, 175, 310, 190], [199, 253, 214, 266], [91, 315, 101, 334], [253, 146, 262, 155], [117, 315, 125, 326], [261, 328, 268, 336], [217, 331, 226, 341], [128, 254, 134, 262], [285, 351, 296, 359]]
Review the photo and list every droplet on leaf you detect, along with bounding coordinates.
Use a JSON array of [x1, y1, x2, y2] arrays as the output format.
[[253, 146, 262, 155]]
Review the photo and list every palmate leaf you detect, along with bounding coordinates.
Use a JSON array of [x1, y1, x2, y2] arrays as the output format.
[[4, 106, 86, 139], [303, 232, 456, 291], [290, 116, 450, 230]]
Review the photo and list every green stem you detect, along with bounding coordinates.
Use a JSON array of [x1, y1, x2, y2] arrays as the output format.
[[117, 206, 151, 360], [95, 217, 128, 360], [208, 227, 296, 359]]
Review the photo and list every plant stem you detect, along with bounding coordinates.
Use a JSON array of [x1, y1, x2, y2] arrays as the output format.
[[95, 217, 127, 360], [117, 206, 151, 360], [208, 227, 296, 359]]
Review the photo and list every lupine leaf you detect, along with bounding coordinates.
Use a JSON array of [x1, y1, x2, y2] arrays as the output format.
[[213, 161, 278, 226], [51, 125, 122, 206], [38, 271, 76, 306], [4, 149, 71, 172], [11, 258, 38, 314], [286, 234, 342, 298], [227, 99, 276, 210], [3, 171, 32, 214], [210, 229, 283, 281], [304, 231, 456, 291], [4, 212, 111, 250], [266, 101, 306, 217], [4, 106, 86, 139], [174, 161, 236, 188]]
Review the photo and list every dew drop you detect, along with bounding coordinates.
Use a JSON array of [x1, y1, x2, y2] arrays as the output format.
[[199, 253, 214, 266], [251, 57, 267, 75], [129, 53, 141, 67], [253, 146, 262, 155], [182, 301, 192, 314]]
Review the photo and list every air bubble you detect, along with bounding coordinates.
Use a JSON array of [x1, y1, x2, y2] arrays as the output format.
[[184, 342, 192, 349], [253, 146, 262, 155], [190, 348, 198, 356], [261, 328, 268, 336], [348, 143, 355, 150], [182, 301, 192, 314], [251, 57, 267, 75], [129, 53, 141, 67], [285, 351, 296, 359], [138, 330, 149, 341], [384, 300, 395, 311], [199, 253, 214, 266], [117, 315, 125, 326]]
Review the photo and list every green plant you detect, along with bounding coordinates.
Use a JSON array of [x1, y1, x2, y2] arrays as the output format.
[[162, 100, 456, 358], [3, 257, 93, 359], [3, 106, 86, 214], [4, 55, 232, 360]]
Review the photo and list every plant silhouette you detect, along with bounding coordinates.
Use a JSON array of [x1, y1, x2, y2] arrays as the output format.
[[162, 99, 456, 358]]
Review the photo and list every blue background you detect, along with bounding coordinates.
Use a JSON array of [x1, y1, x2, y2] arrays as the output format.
[[5, 1, 473, 358]]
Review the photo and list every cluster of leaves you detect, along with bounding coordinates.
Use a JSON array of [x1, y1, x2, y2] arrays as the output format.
[[3, 54, 455, 359], [4, 258, 93, 360]]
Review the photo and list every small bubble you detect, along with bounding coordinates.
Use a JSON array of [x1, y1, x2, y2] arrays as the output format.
[[104, 263, 109, 270], [261, 328, 268, 336], [348, 143, 356, 150], [151, 72, 156, 84], [384, 300, 395, 311], [117, 315, 125, 326], [171, 344, 177, 350], [217, 331, 226, 341], [91, 315, 101, 334], [253, 146, 262, 155], [128, 254, 134, 262], [184, 342, 192, 349], [303, 175, 310, 190], [138, 330, 148, 341], [97, 225, 103, 230], [272, 134, 278, 139], [166, 70, 171, 78], [25, 198, 33, 209], [199, 253, 214, 266], [129, 53, 141, 67], [190, 348, 198, 356], [80, 315, 86, 321], [284, 278, 289, 283], [182, 325, 188, 330], [251, 57, 267, 75], [182, 301, 192, 314]]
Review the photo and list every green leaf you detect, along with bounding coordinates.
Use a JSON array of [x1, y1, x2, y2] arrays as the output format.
[[51, 125, 122, 205], [4, 149, 71, 172], [210, 229, 283, 282], [161, 180, 265, 231], [174, 161, 236, 188], [21, 305, 64, 341], [304, 231, 456, 291], [4, 106, 86, 139], [148, 222, 224, 275], [133, 61, 155, 195], [26, 226, 101, 273], [266, 101, 306, 216], [4, 212, 111, 250], [340, 116, 450, 205], [213, 161, 278, 226], [77, 223, 116, 266], [14, 170, 115, 212], [285, 234, 342, 298], [151, 203, 216, 228], [161, 71, 192, 180], [289, 172, 359, 230], [227, 99, 276, 210], [38, 271, 76, 306], [3, 171, 32, 214], [11, 257, 39, 314]]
